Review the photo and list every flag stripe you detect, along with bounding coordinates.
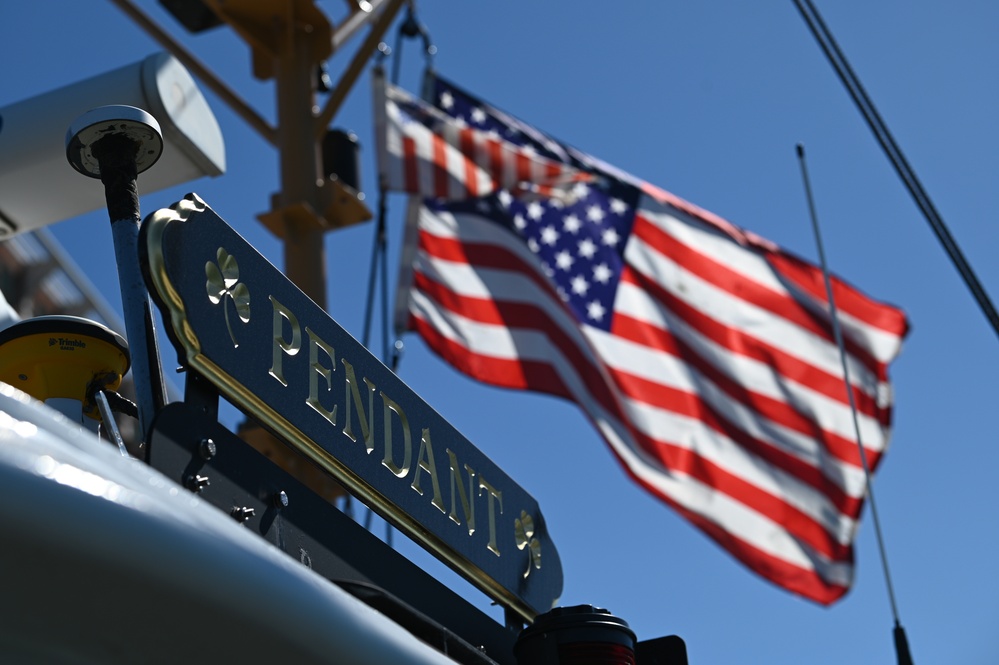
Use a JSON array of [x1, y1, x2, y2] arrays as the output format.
[[631, 209, 890, 382], [609, 306, 884, 476]]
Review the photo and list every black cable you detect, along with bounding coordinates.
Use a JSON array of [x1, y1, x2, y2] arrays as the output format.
[[793, 0, 999, 341]]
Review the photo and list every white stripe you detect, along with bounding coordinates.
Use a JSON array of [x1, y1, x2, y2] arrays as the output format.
[[383, 100, 408, 191], [624, 227, 885, 400], [637, 198, 903, 363], [473, 133, 493, 193], [613, 280, 892, 452], [618, 393, 858, 545], [591, 414, 854, 586], [414, 251, 596, 365], [586, 325, 873, 499]]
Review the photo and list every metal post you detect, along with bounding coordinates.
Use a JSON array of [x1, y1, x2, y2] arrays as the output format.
[[276, 25, 327, 306], [66, 105, 169, 447]]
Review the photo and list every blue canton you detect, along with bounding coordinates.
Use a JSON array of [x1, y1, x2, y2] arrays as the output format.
[[428, 75, 641, 331]]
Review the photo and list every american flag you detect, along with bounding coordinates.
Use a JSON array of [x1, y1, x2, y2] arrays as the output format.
[[375, 70, 909, 604]]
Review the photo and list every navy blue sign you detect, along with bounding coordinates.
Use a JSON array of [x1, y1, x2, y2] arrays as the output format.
[[141, 193, 562, 620]]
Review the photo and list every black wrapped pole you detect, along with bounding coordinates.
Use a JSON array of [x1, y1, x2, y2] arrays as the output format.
[[66, 105, 168, 449]]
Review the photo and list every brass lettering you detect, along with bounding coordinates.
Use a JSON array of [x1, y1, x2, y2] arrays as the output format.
[[446, 449, 476, 536], [342, 358, 376, 454], [269, 296, 301, 386], [478, 476, 503, 556], [412, 428, 446, 514], [380, 392, 412, 478], [306, 327, 337, 425]]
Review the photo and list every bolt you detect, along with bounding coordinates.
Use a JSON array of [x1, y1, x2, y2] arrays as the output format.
[[199, 437, 217, 461], [184, 474, 210, 493], [272, 490, 290, 509], [230, 506, 255, 523]]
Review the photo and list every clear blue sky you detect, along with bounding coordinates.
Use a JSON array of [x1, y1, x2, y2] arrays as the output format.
[[3, 2, 998, 662]]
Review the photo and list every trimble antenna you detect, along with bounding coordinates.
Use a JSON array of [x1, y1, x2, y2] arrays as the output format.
[[67, 105, 169, 448]]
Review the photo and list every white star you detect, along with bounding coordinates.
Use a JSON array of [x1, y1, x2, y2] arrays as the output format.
[[540, 225, 559, 246], [440, 91, 454, 109], [521, 143, 537, 156], [587, 205, 605, 223], [563, 214, 582, 234], [610, 198, 628, 215], [587, 300, 607, 322], [485, 128, 502, 140], [513, 214, 527, 230], [602, 227, 620, 247], [555, 250, 574, 271], [542, 262, 554, 278], [470, 107, 486, 124], [527, 238, 540, 253], [549, 197, 565, 209], [593, 263, 612, 283], [498, 190, 513, 208], [572, 182, 590, 199], [578, 238, 597, 259], [571, 275, 590, 295], [527, 201, 545, 220]]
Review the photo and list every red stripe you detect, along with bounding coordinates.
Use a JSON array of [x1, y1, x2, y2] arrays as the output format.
[[487, 138, 504, 191], [411, 266, 621, 411], [617, 266, 890, 424], [515, 149, 532, 185], [431, 132, 449, 198], [626, 421, 853, 561], [626, 461, 851, 605], [410, 312, 572, 396], [402, 136, 418, 194], [611, 309, 886, 471], [632, 212, 888, 379], [766, 250, 909, 338], [459, 128, 479, 197], [612, 366, 864, 519]]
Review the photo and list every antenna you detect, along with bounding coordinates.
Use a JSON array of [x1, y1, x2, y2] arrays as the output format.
[[67, 105, 169, 447], [797, 143, 914, 665]]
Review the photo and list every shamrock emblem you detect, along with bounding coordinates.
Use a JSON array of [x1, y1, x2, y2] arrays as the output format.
[[206, 247, 250, 347], [514, 510, 542, 579]]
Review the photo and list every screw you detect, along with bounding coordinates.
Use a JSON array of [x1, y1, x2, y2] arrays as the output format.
[[272, 490, 290, 509], [230, 506, 255, 523], [199, 437, 217, 461], [184, 474, 210, 493]]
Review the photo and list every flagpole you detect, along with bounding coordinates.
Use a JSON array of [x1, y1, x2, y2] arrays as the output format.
[[796, 144, 914, 665]]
